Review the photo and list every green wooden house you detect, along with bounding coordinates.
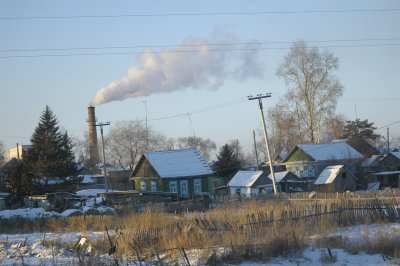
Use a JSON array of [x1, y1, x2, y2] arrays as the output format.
[[282, 141, 364, 179], [130, 149, 225, 197]]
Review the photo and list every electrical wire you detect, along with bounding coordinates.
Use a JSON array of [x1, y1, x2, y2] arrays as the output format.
[[1, 37, 399, 53], [1, 8, 399, 20], [1, 43, 399, 59]]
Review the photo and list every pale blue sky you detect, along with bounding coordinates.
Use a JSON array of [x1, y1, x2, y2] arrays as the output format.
[[0, 0, 399, 153]]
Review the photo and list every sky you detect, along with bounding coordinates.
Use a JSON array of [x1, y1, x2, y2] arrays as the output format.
[[0, 0, 399, 155]]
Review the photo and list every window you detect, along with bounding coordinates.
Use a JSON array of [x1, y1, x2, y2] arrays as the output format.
[[213, 180, 219, 188], [140, 181, 147, 191], [342, 172, 347, 179], [236, 188, 241, 196], [194, 179, 202, 194], [151, 181, 157, 191], [169, 181, 177, 193], [180, 180, 188, 196]]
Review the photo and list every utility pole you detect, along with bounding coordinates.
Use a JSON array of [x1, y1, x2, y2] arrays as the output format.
[[143, 100, 149, 150], [387, 127, 390, 153], [248, 93, 277, 194], [253, 130, 259, 170], [97, 122, 111, 192]]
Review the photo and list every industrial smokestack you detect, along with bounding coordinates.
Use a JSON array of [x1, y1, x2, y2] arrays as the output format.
[[87, 106, 99, 166]]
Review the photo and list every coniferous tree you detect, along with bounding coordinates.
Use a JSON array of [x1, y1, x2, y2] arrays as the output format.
[[341, 119, 380, 156], [213, 144, 242, 182], [23, 106, 77, 193]]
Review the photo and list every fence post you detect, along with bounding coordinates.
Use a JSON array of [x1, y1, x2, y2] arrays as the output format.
[[180, 247, 191, 266]]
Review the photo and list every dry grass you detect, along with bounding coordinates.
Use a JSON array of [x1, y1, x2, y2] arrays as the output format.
[[1, 195, 399, 262]]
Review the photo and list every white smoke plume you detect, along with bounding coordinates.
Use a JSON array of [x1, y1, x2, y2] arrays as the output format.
[[90, 36, 264, 106]]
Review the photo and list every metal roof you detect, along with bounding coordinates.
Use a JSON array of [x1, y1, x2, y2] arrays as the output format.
[[314, 165, 344, 185], [144, 148, 213, 178], [297, 141, 363, 161], [228, 170, 264, 187]]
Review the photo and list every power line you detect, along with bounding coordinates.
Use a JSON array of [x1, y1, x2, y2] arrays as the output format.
[[1, 37, 399, 53], [149, 98, 245, 121], [340, 98, 400, 102], [1, 8, 399, 20], [1, 43, 400, 59], [377, 120, 400, 130]]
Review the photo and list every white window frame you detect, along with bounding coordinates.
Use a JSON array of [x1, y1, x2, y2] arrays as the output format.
[[194, 178, 202, 194], [180, 180, 188, 196], [151, 181, 157, 191], [140, 181, 147, 191], [169, 181, 177, 193]]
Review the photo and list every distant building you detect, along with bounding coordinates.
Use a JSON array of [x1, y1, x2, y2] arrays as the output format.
[[130, 148, 225, 197], [314, 165, 358, 193], [282, 140, 364, 179], [5, 145, 31, 162], [227, 170, 269, 196]]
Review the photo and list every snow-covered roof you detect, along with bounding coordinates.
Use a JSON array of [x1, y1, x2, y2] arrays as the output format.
[[79, 175, 103, 184], [228, 170, 264, 187], [391, 151, 400, 160], [144, 148, 213, 178], [361, 155, 380, 167], [298, 141, 363, 161], [373, 170, 400, 176], [268, 171, 291, 183], [314, 165, 344, 185]]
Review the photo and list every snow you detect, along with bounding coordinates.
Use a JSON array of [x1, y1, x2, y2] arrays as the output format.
[[1, 223, 399, 265], [314, 165, 343, 185], [391, 151, 400, 160], [235, 248, 397, 265], [374, 170, 400, 176], [228, 170, 264, 187], [75, 189, 109, 197], [0, 206, 116, 220], [79, 175, 97, 184], [298, 141, 364, 161], [61, 209, 83, 217], [143, 148, 213, 178], [361, 155, 380, 167], [0, 208, 61, 220], [268, 171, 290, 183]]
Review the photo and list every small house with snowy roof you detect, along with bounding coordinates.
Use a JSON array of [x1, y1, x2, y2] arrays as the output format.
[[130, 149, 225, 197], [282, 141, 364, 179], [314, 165, 357, 193], [227, 170, 270, 196]]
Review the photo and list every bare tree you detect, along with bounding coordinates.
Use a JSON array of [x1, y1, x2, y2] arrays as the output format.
[[268, 104, 301, 156], [276, 40, 343, 143], [106, 120, 166, 171], [176, 136, 216, 161], [323, 113, 346, 141], [72, 133, 90, 164], [0, 140, 5, 166]]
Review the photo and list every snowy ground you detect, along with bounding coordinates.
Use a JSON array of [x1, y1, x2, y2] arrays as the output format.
[[1, 223, 399, 265]]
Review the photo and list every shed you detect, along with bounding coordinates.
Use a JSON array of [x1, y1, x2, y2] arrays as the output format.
[[267, 171, 300, 192], [314, 165, 357, 193], [365, 170, 400, 189], [227, 170, 269, 196]]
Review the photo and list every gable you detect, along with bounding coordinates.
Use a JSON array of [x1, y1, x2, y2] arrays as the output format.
[[131, 155, 159, 178], [283, 147, 315, 163]]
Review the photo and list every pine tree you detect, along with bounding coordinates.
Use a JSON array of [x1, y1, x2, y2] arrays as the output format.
[[341, 119, 380, 156], [213, 144, 242, 182], [23, 106, 77, 193]]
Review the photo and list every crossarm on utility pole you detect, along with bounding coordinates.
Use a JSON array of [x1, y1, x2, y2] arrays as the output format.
[[248, 93, 277, 194]]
